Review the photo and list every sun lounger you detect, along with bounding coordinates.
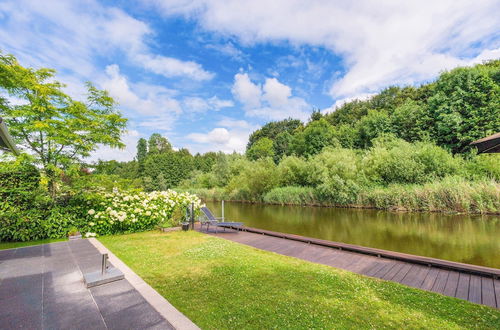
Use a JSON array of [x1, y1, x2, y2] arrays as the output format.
[[200, 207, 243, 233]]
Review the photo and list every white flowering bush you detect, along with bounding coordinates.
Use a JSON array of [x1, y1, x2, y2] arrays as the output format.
[[82, 190, 202, 236]]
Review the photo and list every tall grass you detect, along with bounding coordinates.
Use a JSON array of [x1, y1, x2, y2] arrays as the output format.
[[263, 186, 318, 205], [184, 178, 500, 214], [358, 177, 499, 214]]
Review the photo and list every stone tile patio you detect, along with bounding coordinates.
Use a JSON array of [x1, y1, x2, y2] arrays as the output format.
[[0, 239, 174, 329]]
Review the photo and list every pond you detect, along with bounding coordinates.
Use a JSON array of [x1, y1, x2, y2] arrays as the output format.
[[205, 201, 500, 269]]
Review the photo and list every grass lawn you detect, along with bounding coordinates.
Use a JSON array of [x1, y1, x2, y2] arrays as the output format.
[[99, 231, 500, 329], [0, 238, 67, 250]]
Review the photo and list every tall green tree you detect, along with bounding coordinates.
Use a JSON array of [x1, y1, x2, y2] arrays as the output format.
[[136, 137, 148, 174], [427, 62, 500, 153], [291, 118, 339, 157], [0, 52, 127, 196], [247, 118, 303, 151], [246, 137, 275, 160], [148, 133, 172, 154]]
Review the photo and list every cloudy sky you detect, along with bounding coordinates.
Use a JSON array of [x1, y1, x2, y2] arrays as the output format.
[[1, 0, 499, 161]]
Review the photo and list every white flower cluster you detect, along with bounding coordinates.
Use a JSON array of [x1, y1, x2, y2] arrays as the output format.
[[85, 190, 202, 236]]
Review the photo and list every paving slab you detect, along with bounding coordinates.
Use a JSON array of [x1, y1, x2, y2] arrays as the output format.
[[0, 240, 180, 329]]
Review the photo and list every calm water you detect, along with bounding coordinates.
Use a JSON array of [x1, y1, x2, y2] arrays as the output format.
[[205, 201, 500, 268]]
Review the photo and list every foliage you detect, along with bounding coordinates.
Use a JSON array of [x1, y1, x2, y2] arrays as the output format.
[[427, 62, 500, 153], [290, 118, 339, 157], [363, 136, 462, 185], [143, 151, 193, 190], [0, 52, 127, 196], [148, 133, 172, 154], [81, 190, 202, 236], [276, 155, 310, 186], [246, 137, 274, 160], [226, 157, 279, 201], [247, 118, 303, 151], [100, 231, 500, 329]]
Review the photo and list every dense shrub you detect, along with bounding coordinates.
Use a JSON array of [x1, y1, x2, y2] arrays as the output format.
[[226, 158, 279, 201], [466, 154, 500, 181], [277, 156, 310, 187], [0, 160, 44, 206], [362, 137, 461, 185]]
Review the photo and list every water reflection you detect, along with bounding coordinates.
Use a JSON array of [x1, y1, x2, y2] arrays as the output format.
[[206, 201, 500, 268]]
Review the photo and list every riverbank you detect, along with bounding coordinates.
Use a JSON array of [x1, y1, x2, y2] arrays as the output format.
[[184, 177, 500, 215]]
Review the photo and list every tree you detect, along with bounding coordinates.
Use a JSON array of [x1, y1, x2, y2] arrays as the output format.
[[143, 151, 193, 190], [247, 118, 303, 150], [355, 110, 392, 147], [273, 131, 294, 162], [0, 52, 127, 196], [427, 62, 500, 153], [291, 118, 339, 157], [148, 133, 172, 154], [246, 137, 275, 160], [136, 138, 147, 175]]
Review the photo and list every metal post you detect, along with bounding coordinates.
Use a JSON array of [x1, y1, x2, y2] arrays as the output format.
[[190, 203, 194, 230], [101, 253, 108, 275], [222, 200, 225, 221]]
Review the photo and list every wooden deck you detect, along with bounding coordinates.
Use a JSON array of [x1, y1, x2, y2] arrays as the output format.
[[199, 225, 500, 309]]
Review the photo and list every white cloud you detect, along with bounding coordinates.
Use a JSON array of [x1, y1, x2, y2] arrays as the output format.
[[100, 64, 181, 131], [231, 73, 310, 121], [183, 95, 233, 113], [148, 0, 500, 98], [206, 41, 245, 61], [134, 54, 214, 81], [262, 78, 292, 107], [231, 73, 262, 109], [89, 129, 141, 162], [186, 118, 257, 153]]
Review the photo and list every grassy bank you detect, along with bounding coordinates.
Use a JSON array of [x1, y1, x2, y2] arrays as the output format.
[[183, 177, 500, 214], [99, 231, 500, 329]]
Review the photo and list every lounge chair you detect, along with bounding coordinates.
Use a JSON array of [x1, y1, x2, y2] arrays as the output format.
[[199, 207, 243, 233]]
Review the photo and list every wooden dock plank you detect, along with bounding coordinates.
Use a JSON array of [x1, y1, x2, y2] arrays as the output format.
[[431, 269, 450, 294], [401, 265, 430, 288], [391, 264, 413, 283], [362, 260, 387, 277], [455, 273, 470, 300], [420, 267, 440, 291], [481, 277, 496, 308], [381, 263, 405, 281], [373, 261, 399, 279], [443, 272, 459, 297], [468, 275, 482, 304], [495, 279, 500, 309]]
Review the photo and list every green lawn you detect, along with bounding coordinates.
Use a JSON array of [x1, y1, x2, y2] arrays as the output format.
[[0, 238, 67, 250], [99, 231, 500, 329]]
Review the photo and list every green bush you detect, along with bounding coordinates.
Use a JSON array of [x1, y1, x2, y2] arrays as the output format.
[[226, 158, 279, 201], [363, 137, 461, 185], [277, 156, 310, 186], [466, 154, 500, 181]]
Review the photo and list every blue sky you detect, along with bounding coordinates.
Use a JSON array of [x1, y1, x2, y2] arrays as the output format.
[[0, 0, 499, 161]]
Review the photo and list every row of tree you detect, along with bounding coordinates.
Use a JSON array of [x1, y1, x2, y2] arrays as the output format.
[[246, 60, 499, 161]]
